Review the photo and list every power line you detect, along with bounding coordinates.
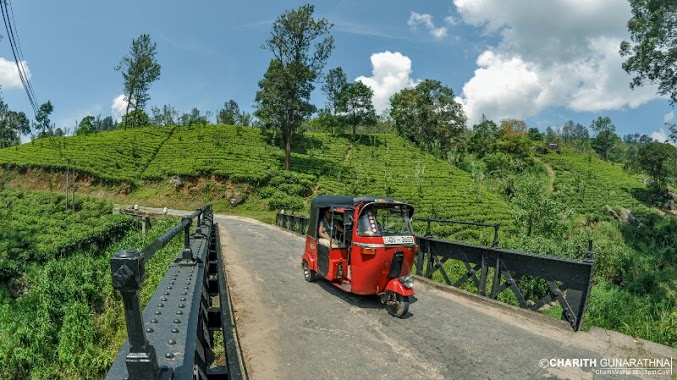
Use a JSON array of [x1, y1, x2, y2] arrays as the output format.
[[0, 0, 39, 116], [7, 0, 37, 105]]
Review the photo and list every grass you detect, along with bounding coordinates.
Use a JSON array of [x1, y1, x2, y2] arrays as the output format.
[[0, 215, 184, 379]]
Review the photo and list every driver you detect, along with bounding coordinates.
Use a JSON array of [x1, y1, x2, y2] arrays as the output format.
[[319, 209, 343, 246]]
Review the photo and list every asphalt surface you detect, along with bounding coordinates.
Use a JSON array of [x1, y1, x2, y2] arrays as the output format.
[[214, 215, 676, 380], [126, 207, 675, 380]]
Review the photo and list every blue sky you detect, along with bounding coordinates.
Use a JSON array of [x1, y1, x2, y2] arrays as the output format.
[[1, 0, 674, 141]]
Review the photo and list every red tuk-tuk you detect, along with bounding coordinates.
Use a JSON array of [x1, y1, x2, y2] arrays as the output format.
[[301, 196, 418, 317]]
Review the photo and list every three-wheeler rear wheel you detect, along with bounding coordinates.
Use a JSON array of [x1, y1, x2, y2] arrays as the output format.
[[302, 260, 317, 282]]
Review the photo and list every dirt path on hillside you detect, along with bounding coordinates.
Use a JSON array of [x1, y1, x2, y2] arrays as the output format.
[[545, 162, 555, 192]]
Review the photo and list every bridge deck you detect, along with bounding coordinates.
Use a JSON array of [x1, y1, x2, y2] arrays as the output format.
[[216, 215, 675, 380]]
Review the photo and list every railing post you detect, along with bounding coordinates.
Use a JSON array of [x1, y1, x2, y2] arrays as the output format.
[[492, 224, 500, 248], [182, 216, 193, 261], [111, 249, 160, 379]]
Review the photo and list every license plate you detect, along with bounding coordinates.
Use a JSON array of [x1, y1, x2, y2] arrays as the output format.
[[382, 236, 415, 245]]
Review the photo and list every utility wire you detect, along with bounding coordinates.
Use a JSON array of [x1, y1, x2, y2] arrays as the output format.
[[0, 0, 38, 115], [7, 0, 36, 105]]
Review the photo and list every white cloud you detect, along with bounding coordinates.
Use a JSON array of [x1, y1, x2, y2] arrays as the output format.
[[650, 128, 676, 145], [408, 12, 448, 40], [0, 57, 29, 89], [356, 51, 419, 114], [665, 111, 674, 124], [453, 0, 663, 125], [111, 94, 128, 122]]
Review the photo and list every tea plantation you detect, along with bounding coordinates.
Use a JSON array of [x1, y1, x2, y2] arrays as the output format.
[[0, 124, 674, 359]]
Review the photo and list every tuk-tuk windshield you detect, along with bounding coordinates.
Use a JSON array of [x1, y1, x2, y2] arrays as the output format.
[[357, 203, 414, 236]]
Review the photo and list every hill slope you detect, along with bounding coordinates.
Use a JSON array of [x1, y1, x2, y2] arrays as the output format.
[[0, 125, 675, 348], [0, 125, 513, 229]]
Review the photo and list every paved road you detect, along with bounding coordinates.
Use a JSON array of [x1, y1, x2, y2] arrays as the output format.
[[127, 207, 674, 380], [214, 215, 675, 380]]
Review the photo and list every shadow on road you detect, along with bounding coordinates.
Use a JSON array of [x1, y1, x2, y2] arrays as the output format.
[[315, 279, 419, 318]]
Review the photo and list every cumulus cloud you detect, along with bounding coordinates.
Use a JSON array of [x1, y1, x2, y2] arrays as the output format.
[[408, 12, 448, 40], [0, 57, 29, 89], [453, 0, 663, 125], [650, 128, 676, 145], [665, 111, 674, 124], [356, 51, 419, 113], [111, 94, 128, 122]]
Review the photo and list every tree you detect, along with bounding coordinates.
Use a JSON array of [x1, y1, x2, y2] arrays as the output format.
[[496, 118, 530, 157], [179, 108, 210, 126], [0, 108, 30, 148], [390, 79, 467, 156], [590, 116, 617, 161], [255, 4, 334, 170], [628, 142, 677, 189], [315, 108, 343, 134], [34, 101, 54, 136], [512, 176, 568, 237], [528, 127, 543, 141], [620, 0, 677, 104], [151, 105, 178, 126], [322, 67, 347, 115], [121, 108, 149, 129], [216, 100, 252, 126], [116, 34, 161, 130], [75, 115, 96, 136], [570, 122, 590, 153], [340, 81, 377, 138], [467, 115, 499, 158]]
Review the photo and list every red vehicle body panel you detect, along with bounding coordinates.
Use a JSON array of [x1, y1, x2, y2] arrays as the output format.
[[302, 199, 416, 297]]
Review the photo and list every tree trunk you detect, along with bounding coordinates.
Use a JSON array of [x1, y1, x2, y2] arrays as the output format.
[[285, 128, 292, 171], [65, 165, 69, 211]]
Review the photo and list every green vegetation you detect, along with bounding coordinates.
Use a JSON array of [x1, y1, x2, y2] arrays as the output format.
[[0, 127, 175, 183], [0, 189, 183, 379], [541, 146, 647, 215], [0, 189, 135, 282], [0, 121, 675, 351], [143, 124, 282, 182]]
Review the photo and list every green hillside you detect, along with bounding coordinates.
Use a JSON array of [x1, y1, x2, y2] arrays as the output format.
[[542, 147, 647, 215], [0, 125, 513, 229], [0, 127, 175, 182], [0, 125, 675, 348]]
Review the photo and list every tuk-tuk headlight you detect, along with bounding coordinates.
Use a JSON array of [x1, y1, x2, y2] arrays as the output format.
[[399, 275, 414, 289]]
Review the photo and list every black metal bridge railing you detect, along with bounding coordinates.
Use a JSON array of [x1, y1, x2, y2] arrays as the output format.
[[107, 205, 245, 379], [275, 211, 595, 331]]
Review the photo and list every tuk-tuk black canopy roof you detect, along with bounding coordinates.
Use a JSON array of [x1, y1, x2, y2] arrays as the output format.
[[307, 195, 412, 239], [310, 195, 410, 210]]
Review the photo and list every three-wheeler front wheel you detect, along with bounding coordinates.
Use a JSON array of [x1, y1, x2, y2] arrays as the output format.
[[384, 291, 409, 318]]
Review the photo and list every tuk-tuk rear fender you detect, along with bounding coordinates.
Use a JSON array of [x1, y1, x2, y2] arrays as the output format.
[[302, 251, 317, 271], [385, 278, 414, 296]]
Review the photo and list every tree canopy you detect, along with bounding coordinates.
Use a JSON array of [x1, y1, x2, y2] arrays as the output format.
[[255, 4, 334, 170], [590, 116, 618, 161], [322, 67, 347, 116], [620, 0, 677, 105], [628, 141, 677, 189], [390, 79, 466, 157], [0, 94, 30, 148], [340, 81, 377, 139], [116, 34, 161, 130]]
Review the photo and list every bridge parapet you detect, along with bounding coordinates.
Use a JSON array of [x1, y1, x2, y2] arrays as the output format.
[[107, 205, 244, 380], [276, 211, 595, 331]]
